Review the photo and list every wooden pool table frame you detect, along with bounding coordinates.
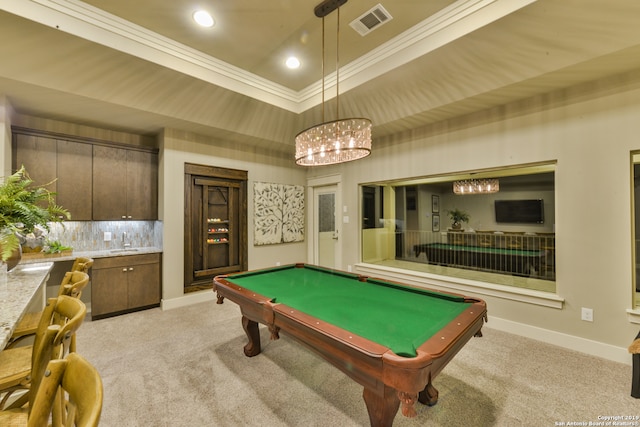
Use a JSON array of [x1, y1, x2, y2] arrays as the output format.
[[213, 264, 487, 427]]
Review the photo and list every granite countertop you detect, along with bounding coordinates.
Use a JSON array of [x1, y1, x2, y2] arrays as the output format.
[[0, 247, 163, 349], [18, 247, 163, 265], [0, 262, 54, 350]]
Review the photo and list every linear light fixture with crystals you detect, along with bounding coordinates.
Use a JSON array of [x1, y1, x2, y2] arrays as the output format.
[[453, 178, 499, 195]]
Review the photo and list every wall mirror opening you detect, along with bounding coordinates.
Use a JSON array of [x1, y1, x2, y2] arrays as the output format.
[[631, 153, 640, 308], [361, 163, 557, 293]]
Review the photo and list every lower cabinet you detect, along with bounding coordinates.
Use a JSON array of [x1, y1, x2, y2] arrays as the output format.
[[91, 253, 161, 319]]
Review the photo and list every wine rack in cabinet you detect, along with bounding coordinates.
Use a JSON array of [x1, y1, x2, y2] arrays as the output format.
[[184, 164, 247, 291]]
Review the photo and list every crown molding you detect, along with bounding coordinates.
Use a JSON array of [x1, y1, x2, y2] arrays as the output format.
[[1, 0, 536, 114], [295, 0, 538, 111]]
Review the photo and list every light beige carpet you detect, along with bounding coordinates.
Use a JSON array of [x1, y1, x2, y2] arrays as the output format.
[[76, 299, 638, 426]]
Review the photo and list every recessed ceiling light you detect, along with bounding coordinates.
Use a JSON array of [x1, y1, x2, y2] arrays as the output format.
[[285, 56, 301, 69], [193, 10, 214, 27]]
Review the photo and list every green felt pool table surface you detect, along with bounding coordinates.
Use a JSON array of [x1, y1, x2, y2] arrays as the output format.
[[419, 242, 544, 256], [213, 263, 487, 426], [227, 264, 472, 357]]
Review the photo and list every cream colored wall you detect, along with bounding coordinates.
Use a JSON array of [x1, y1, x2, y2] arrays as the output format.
[[3, 69, 640, 360], [362, 228, 394, 262], [159, 128, 308, 302], [0, 95, 13, 175], [11, 114, 157, 148], [305, 71, 640, 358], [0, 112, 308, 308], [439, 189, 555, 233]]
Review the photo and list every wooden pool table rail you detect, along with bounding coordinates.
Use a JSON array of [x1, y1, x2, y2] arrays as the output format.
[[213, 266, 486, 426]]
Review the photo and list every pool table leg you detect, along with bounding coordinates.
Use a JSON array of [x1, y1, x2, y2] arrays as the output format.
[[418, 380, 439, 406], [362, 386, 402, 427], [242, 315, 261, 357]]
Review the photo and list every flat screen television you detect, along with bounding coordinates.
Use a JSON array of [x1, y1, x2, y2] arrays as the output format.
[[494, 199, 544, 224]]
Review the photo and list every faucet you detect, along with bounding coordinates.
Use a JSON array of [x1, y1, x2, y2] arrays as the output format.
[[122, 231, 131, 248]]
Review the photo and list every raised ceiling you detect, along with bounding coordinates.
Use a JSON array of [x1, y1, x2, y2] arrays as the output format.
[[1, 0, 640, 154], [80, 0, 457, 92]]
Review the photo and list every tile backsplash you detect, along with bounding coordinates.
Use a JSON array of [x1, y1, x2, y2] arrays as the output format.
[[43, 221, 163, 252]]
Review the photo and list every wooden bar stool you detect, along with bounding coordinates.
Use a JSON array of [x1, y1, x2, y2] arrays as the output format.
[[0, 352, 103, 427], [0, 295, 87, 412], [7, 258, 93, 350]]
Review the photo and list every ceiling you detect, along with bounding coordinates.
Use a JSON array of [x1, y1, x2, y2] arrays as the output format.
[[1, 0, 640, 156], [81, 0, 457, 92]]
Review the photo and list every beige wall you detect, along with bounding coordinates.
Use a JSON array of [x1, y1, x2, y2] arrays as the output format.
[[305, 70, 640, 362], [0, 96, 13, 175], [3, 69, 640, 363], [2, 115, 309, 310], [159, 128, 308, 304]]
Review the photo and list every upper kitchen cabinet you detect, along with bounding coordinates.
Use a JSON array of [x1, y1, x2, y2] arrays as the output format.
[[12, 129, 93, 220], [56, 140, 93, 220], [12, 126, 158, 221], [92, 145, 158, 220]]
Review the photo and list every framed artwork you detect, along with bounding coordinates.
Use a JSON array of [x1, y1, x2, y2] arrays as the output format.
[[432, 215, 440, 232], [432, 195, 440, 213], [254, 182, 304, 245]]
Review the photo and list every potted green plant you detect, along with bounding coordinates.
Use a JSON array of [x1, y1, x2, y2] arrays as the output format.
[[0, 166, 70, 267], [42, 239, 73, 254], [447, 208, 469, 230]]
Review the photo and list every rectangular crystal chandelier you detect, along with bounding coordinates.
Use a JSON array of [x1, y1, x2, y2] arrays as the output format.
[[295, 118, 371, 166], [453, 178, 499, 195], [295, 0, 372, 166]]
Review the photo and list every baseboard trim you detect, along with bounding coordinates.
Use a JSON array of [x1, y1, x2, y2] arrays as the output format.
[[159, 290, 631, 365], [161, 290, 216, 311], [487, 315, 631, 365]]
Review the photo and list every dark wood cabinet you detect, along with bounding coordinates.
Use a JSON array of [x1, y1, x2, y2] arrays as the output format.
[[55, 140, 93, 220], [12, 133, 57, 189], [184, 163, 247, 291], [12, 127, 157, 221], [126, 149, 158, 220], [92, 145, 158, 220], [91, 253, 161, 319], [12, 131, 93, 220], [91, 145, 126, 220]]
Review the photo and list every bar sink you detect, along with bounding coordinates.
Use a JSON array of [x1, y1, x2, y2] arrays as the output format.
[[109, 248, 140, 254]]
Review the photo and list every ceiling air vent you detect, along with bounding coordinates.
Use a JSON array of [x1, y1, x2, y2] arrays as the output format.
[[349, 4, 393, 36]]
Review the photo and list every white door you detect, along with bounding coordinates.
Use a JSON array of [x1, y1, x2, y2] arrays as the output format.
[[315, 185, 340, 269]]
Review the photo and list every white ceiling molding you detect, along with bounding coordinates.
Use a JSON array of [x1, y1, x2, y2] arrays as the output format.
[[296, 0, 538, 112], [1, 0, 536, 114], [1, 0, 301, 111], [326, 0, 538, 95]]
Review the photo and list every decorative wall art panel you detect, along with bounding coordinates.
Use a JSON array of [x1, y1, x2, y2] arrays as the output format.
[[254, 182, 304, 245]]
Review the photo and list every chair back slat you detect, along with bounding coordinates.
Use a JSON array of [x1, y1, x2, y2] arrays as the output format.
[[28, 296, 87, 411], [29, 353, 103, 427]]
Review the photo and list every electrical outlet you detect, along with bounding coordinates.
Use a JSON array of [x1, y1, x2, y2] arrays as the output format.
[[103, 231, 112, 241], [581, 307, 593, 322], [276, 261, 281, 266]]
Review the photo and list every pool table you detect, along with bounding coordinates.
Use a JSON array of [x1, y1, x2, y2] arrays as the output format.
[[213, 263, 486, 426], [414, 242, 544, 276]]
